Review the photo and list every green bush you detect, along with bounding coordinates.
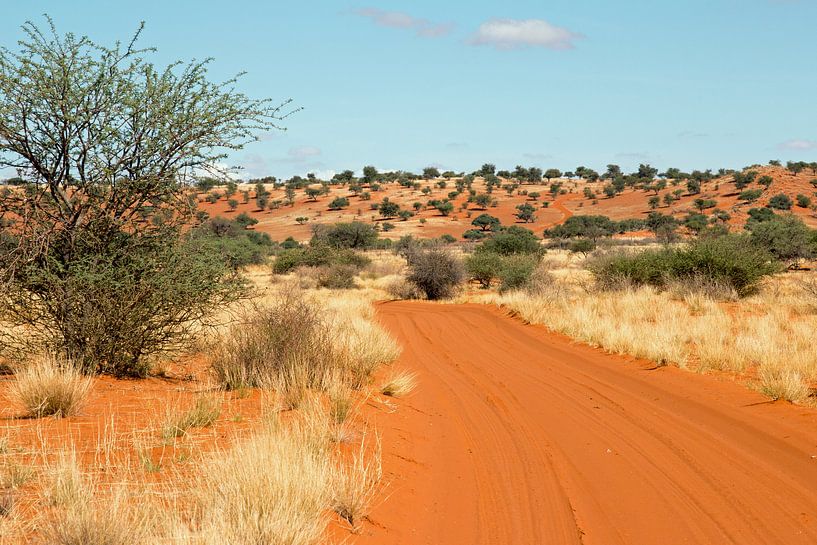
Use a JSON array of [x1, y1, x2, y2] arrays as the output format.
[[272, 244, 370, 274], [497, 254, 539, 292], [747, 215, 816, 264], [465, 252, 503, 288], [768, 193, 792, 210], [590, 235, 779, 296], [478, 226, 542, 256], [311, 222, 378, 249]]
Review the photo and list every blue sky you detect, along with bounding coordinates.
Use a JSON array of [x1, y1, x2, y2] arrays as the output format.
[[2, 0, 816, 179]]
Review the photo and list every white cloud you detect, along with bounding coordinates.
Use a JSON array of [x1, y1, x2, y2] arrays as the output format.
[[285, 146, 322, 162], [354, 8, 453, 37], [523, 152, 553, 161], [469, 18, 581, 50], [778, 139, 817, 150]]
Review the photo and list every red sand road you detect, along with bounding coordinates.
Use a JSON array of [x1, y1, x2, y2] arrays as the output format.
[[362, 301, 817, 545]]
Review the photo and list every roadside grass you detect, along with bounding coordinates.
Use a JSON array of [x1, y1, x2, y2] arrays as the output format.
[[0, 256, 403, 543], [467, 249, 817, 404]]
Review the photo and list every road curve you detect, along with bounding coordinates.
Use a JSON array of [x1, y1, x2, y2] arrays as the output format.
[[359, 301, 817, 545]]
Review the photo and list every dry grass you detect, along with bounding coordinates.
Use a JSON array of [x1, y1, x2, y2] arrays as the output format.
[[380, 370, 418, 398], [331, 430, 382, 531], [7, 354, 93, 418], [161, 395, 221, 439], [465, 249, 817, 404]]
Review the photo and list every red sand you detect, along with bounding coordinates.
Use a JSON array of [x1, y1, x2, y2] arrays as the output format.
[[356, 301, 817, 544], [197, 165, 817, 242]]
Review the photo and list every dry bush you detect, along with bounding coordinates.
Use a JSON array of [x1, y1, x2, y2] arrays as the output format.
[[8, 355, 93, 417], [315, 264, 358, 290], [210, 291, 344, 391], [161, 395, 221, 439], [385, 277, 424, 300], [380, 370, 417, 398]]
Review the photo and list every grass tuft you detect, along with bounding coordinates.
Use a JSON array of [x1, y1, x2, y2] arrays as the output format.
[[8, 354, 93, 418], [380, 370, 417, 398]]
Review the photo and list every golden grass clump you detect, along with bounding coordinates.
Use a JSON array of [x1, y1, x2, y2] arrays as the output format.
[[190, 415, 334, 545], [380, 370, 418, 398], [8, 354, 93, 418], [331, 431, 382, 531]]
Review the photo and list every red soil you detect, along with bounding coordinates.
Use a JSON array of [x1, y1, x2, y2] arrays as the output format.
[[196, 165, 817, 242], [359, 301, 817, 544]]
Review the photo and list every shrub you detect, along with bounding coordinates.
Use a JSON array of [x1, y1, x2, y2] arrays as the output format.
[[590, 235, 779, 296], [796, 194, 812, 208], [748, 215, 816, 265], [768, 193, 792, 210], [311, 222, 378, 249], [8, 355, 93, 418], [738, 189, 763, 202], [545, 215, 616, 241], [316, 264, 358, 289], [1, 226, 246, 377], [328, 197, 350, 210], [406, 248, 464, 300], [272, 245, 370, 274], [497, 254, 539, 292], [478, 226, 542, 256], [465, 252, 503, 288], [210, 293, 343, 391], [568, 239, 596, 256], [193, 217, 275, 269]]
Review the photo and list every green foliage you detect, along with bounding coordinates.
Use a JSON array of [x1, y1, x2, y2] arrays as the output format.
[[0, 19, 285, 377], [465, 251, 502, 288], [747, 207, 776, 225], [193, 216, 275, 269], [747, 215, 817, 264], [796, 194, 812, 208], [472, 213, 501, 232], [683, 213, 709, 234], [478, 226, 542, 256], [463, 229, 489, 241], [768, 193, 792, 210], [738, 189, 763, 202], [328, 196, 350, 210], [272, 244, 370, 275], [545, 215, 616, 241], [514, 203, 536, 223], [378, 198, 400, 218], [496, 254, 539, 292], [590, 235, 779, 296], [234, 212, 258, 228], [568, 239, 596, 256]]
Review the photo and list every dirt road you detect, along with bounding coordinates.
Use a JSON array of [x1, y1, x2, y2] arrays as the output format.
[[359, 301, 817, 545]]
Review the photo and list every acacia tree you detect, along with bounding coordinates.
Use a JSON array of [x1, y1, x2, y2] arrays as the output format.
[[0, 18, 293, 375]]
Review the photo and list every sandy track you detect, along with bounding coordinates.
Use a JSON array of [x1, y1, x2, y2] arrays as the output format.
[[362, 301, 817, 545]]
